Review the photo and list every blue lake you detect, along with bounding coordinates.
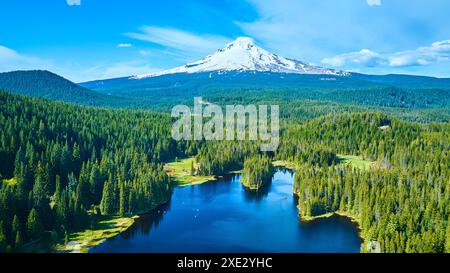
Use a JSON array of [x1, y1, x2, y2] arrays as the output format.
[[91, 169, 362, 253]]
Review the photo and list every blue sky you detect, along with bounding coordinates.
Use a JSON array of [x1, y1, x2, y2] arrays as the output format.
[[1, 0, 449, 82]]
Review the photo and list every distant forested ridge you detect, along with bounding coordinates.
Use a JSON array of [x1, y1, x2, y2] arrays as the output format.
[[0, 70, 130, 107], [81, 71, 450, 122], [2, 70, 449, 123]]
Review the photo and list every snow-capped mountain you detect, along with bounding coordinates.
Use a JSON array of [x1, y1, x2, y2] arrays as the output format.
[[131, 37, 348, 79]]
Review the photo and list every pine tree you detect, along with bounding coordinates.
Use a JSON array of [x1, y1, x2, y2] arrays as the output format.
[[11, 215, 21, 245], [89, 165, 102, 204], [72, 143, 81, 175], [100, 181, 114, 215], [55, 189, 68, 230], [76, 174, 91, 208], [119, 182, 127, 216], [32, 161, 49, 209], [55, 175, 61, 200], [27, 208, 44, 241], [32, 161, 53, 229], [15, 231, 23, 249], [128, 190, 135, 214]]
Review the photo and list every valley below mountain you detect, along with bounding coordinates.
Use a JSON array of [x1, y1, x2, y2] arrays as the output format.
[[0, 37, 449, 254]]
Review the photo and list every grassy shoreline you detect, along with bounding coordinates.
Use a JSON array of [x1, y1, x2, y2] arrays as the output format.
[[54, 216, 137, 253], [299, 209, 362, 230], [164, 157, 217, 187], [18, 215, 137, 253]]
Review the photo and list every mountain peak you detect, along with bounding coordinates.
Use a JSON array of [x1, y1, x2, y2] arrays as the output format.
[[227, 37, 255, 47], [132, 37, 348, 79]]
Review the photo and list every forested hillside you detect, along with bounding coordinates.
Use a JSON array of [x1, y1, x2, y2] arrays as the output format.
[[0, 70, 128, 107], [1, 88, 449, 253], [0, 90, 196, 251], [276, 113, 450, 252]]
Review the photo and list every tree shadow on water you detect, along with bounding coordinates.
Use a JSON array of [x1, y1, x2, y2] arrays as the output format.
[[241, 180, 272, 202], [119, 201, 172, 239]]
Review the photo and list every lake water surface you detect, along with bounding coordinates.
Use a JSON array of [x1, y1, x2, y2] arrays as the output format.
[[91, 169, 362, 253]]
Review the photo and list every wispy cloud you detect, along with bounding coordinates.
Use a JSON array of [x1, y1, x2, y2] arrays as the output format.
[[0, 45, 49, 72], [366, 0, 381, 6], [125, 26, 231, 61], [117, 43, 132, 48], [322, 40, 450, 67], [82, 61, 160, 80], [322, 49, 385, 67], [388, 40, 450, 66], [66, 0, 81, 6]]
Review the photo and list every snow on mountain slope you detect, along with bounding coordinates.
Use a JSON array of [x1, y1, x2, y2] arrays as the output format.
[[131, 37, 348, 79]]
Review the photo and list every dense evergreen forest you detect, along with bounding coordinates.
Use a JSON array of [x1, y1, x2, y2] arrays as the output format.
[[0, 90, 197, 252], [241, 155, 274, 190], [195, 141, 259, 176], [276, 113, 450, 252], [1, 84, 450, 253]]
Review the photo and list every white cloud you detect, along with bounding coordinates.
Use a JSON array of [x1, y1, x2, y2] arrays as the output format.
[[388, 40, 450, 66], [322, 40, 450, 68], [66, 0, 81, 6], [125, 26, 231, 60], [0, 45, 49, 72], [322, 49, 386, 67], [83, 61, 160, 80], [117, 43, 132, 48], [366, 0, 381, 6]]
